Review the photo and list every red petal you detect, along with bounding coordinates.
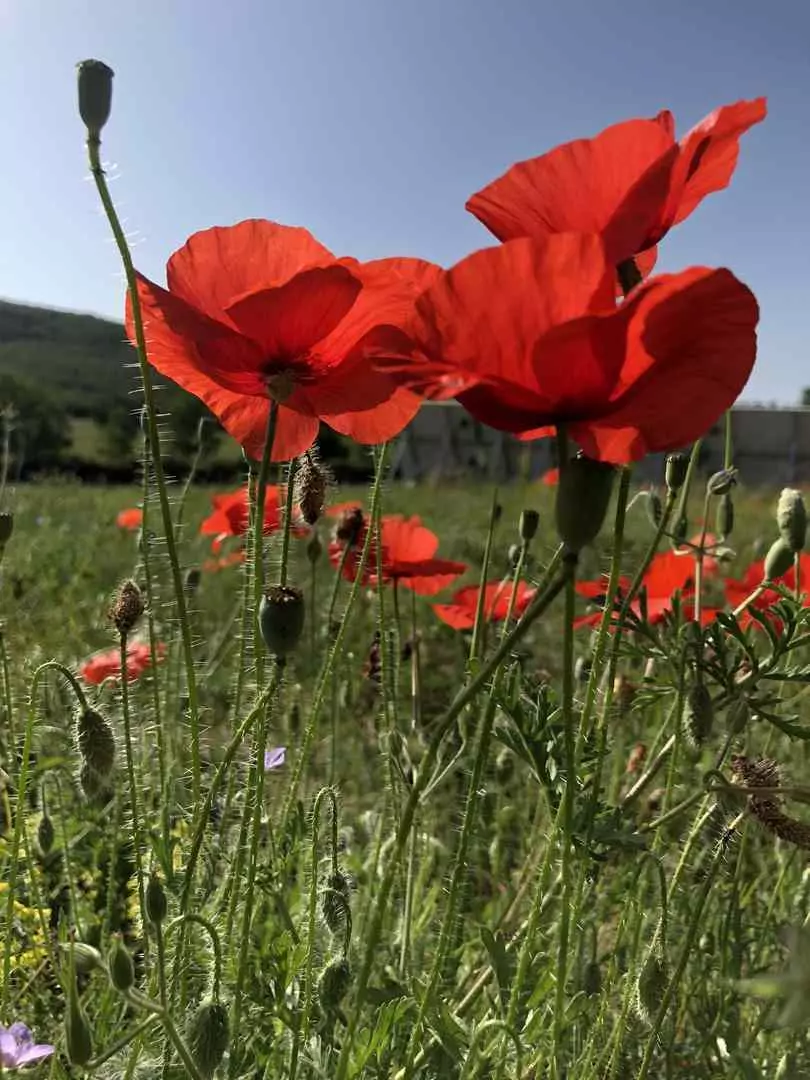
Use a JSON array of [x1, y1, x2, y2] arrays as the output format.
[[466, 113, 675, 264], [320, 384, 421, 444], [433, 602, 476, 631], [396, 560, 468, 596], [225, 266, 362, 362], [207, 393, 318, 461], [571, 267, 759, 463], [166, 220, 335, 321]]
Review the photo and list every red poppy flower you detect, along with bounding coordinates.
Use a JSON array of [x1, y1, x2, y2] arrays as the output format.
[[331, 514, 467, 596], [434, 580, 537, 630], [540, 467, 559, 487], [725, 554, 810, 629], [466, 99, 766, 271], [200, 485, 287, 552], [203, 550, 247, 573], [80, 641, 166, 685], [386, 234, 758, 465], [127, 220, 438, 461], [116, 508, 142, 531]]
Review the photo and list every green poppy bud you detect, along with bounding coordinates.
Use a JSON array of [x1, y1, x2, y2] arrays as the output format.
[[321, 869, 351, 934], [635, 951, 668, 1025], [259, 585, 305, 657], [107, 934, 135, 992], [295, 452, 330, 526], [145, 871, 168, 926], [186, 1001, 230, 1080], [65, 975, 93, 1066], [684, 683, 714, 747], [75, 708, 116, 778], [77, 59, 114, 140], [37, 810, 55, 857], [507, 542, 522, 569], [728, 696, 750, 736], [777, 488, 807, 553], [555, 456, 616, 554], [706, 468, 738, 497], [716, 491, 734, 540], [764, 537, 794, 581], [665, 453, 689, 494], [318, 957, 352, 1012], [519, 509, 540, 543], [61, 940, 104, 974]]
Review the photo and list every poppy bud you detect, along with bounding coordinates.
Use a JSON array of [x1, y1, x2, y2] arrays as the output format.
[[777, 488, 807, 553], [187, 1001, 230, 1080], [306, 531, 323, 564], [37, 809, 55, 857], [107, 934, 135, 992], [62, 940, 104, 974], [77, 59, 114, 140], [684, 683, 714, 746], [716, 491, 734, 540], [79, 762, 113, 805], [259, 585, 305, 657], [0, 511, 13, 546], [646, 490, 663, 529], [109, 579, 144, 638], [334, 508, 365, 547], [519, 509, 540, 543], [764, 538, 794, 581], [728, 696, 750, 736], [318, 957, 352, 1011], [185, 567, 202, 594], [582, 959, 602, 996], [555, 456, 616, 553], [145, 871, 168, 926], [635, 951, 668, 1025], [507, 543, 522, 569], [665, 453, 689, 495], [295, 451, 330, 526], [75, 708, 116, 782], [321, 869, 351, 934], [65, 974, 93, 1066], [706, 468, 738, 497]]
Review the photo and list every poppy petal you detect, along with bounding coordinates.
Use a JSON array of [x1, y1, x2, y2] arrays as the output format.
[[166, 219, 335, 320]]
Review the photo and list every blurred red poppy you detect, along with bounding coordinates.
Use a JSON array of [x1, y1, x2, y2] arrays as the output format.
[[127, 220, 437, 461], [116, 508, 142, 531], [200, 485, 289, 552], [540, 467, 559, 487], [203, 550, 247, 573], [386, 234, 758, 465], [725, 554, 810, 629], [466, 99, 766, 273], [433, 580, 536, 630], [331, 514, 467, 596], [80, 641, 166, 685]]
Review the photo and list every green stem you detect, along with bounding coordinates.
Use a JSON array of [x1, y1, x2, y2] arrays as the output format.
[[126, 989, 206, 1080], [251, 401, 280, 691], [164, 913, 223, 1001], [278, 456, 298, 589], [469, 490, 500, 665], [119, 636, 148, 963]]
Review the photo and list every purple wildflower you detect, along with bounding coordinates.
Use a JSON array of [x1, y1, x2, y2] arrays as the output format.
[[264, 747, 286, 771], [0, 1023, 54, 1070]]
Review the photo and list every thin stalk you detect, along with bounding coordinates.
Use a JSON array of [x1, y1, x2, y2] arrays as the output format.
[[469, 490, 500, 665], [87, 136, 201, 803], [693, 488, 712, 626], [119, 636, 148, 964], [126, 988, 206, 1080], [251, 402, 280, 690]]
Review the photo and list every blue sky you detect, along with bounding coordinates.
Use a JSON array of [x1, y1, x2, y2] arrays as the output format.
[[1, 0, 807, 403]]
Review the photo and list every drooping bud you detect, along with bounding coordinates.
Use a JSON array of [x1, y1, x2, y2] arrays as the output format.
[[259, 585, 305, 657], [318, 957, 352, 1011], [777, 488, 807, 553], [334, 507, 365, 547], [145, 871, 168, 926], [61, 941, 104, 974], [764, 538, 794, 581], [555, 456, 616, 554], [706, 468, 738, 497], [109, 579, 144, 638], [65, 973, 93, 1066], [684, 683, 714, 747], [321, 869, 352, 934], [187, 1001, 230, 1080], [635, 951, 668, 1025], [665, 453, 689, 495], [295, 451, 330, 526], [107, 934, 135, 992], [37, 808, 55, 857], [77, 59, 114, 140], [519, 509, 540, 544], [75, 708, 116, 797], [306, 531, 323, 565], [716, 491, 734, 540]]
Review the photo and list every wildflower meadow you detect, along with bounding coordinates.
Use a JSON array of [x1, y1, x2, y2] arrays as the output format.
[[2, 61, 809, 1079]]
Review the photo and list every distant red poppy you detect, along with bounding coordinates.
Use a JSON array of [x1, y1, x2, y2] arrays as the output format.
[[128, 220, 438, 460], [331, 514, 467, 596], [116, 508, 142, 531], [434, 580, 537, 630], [724, 554, 810, 629], [200, 485, 290, 552], [466, 99, 766, 273], [326, 500, 363, 518], [540, 467, 559, 487], [80, 641, 166, 685], [203, 550, 247, 573], [386, 234, 758, 465]]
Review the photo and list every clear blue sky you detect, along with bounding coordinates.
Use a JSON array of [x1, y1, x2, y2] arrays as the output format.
[[1, 0, 807, 404]]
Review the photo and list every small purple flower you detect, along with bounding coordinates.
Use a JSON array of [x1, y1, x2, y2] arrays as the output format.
[[0, 1023, 54, 1070], [264, 746, 286, 771]]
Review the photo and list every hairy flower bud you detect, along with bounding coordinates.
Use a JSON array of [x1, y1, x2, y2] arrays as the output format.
[[636, 951, 668, 1025], [65, 975, 93, 1066], [764, 537, 794, 581], [706, 468, 738, 497], [777, 488, 807, 553], [321, 869, 351, 934], [318, 957, 352, 1011], [334, 507, 365, 547], [716, 491, 734, 540], [75, 708, 116, 792], [37, 810, 55, 857], [145, 871, 168, 926], [187, 1001, 230, 1080], [109, 579, 144, 638], [519, 509, 540, 543], [77, 59, 114, 140], [555, 456, 616, 553], [259, 585, 305, 657], [107, 934, 135, 992], [62, 941, 104, 974], [306, 531, 323, 565], [295, 452, 330, 526], [665, 453, 689, 495], [684, 683, 714, 746]]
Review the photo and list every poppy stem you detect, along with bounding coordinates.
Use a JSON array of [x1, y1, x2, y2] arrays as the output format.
[[469, 489, 501, 665], [118, 636, 149, 971], [86, 137, 202, 805], [278, 455, 298, 588], [693, 489, 713, 626], [251, 401, 279, 691]]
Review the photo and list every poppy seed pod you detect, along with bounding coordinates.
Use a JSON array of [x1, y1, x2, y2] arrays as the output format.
[[777, 488, 807, 553], [555, 456, 615, 553], [716, 491, 734, 540], [295, 452, 330, 526], [0, 512, 13, 546], [318, 957, 352, 1011], [109, 579, 144, 638], [145, 872, 168, 926], [519, 509, 540, 543], [665, 453, 689, 494], [77, 59, 114, 140], [186, 1001, 230, 1080], [107, 935, 135, 993], [65, 941, 104, 975], [706, 467, 738, 497], [259, 585, 305, 657], [764, 537, 794, 581]]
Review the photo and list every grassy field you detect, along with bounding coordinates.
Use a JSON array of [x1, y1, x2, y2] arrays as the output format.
[[0, 473, 808, 1078]]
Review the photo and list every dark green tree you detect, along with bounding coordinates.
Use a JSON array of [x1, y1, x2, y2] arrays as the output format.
[[0, 374, 70, 474]]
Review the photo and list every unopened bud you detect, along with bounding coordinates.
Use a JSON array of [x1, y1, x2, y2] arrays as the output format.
[[555, 456, 616, 553], [61, 941, 104, 974], [259, 585, 305, 657], [582, 959, 602, 996], [334, 507, 365, 547], [777, 488, 807, 553], [636, 951, 668, 1025], [321, 869, 351, 934], [665, 453, 689, 494], [764, 538, 794, 581], [295, 452, 330, 526], [145, 871, 168, 926], [519, 509, 540, 543], [306, 532, 323, 564], [37, 811, 55, 856], [318, 957, 352, 1011], [716, 491, 734, 540], [507, 543, 522, 569], [65, 975, 93, 1066], [187, 1001, 230, 1080], [75, 709, 116, 781], [684, 683, 714, 746], [109, 579, 144, 638], [728, 697, 750, 736], [107, 934, 135, 992], [706, 468, 738, 497], [77, 59, 114, 140]]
